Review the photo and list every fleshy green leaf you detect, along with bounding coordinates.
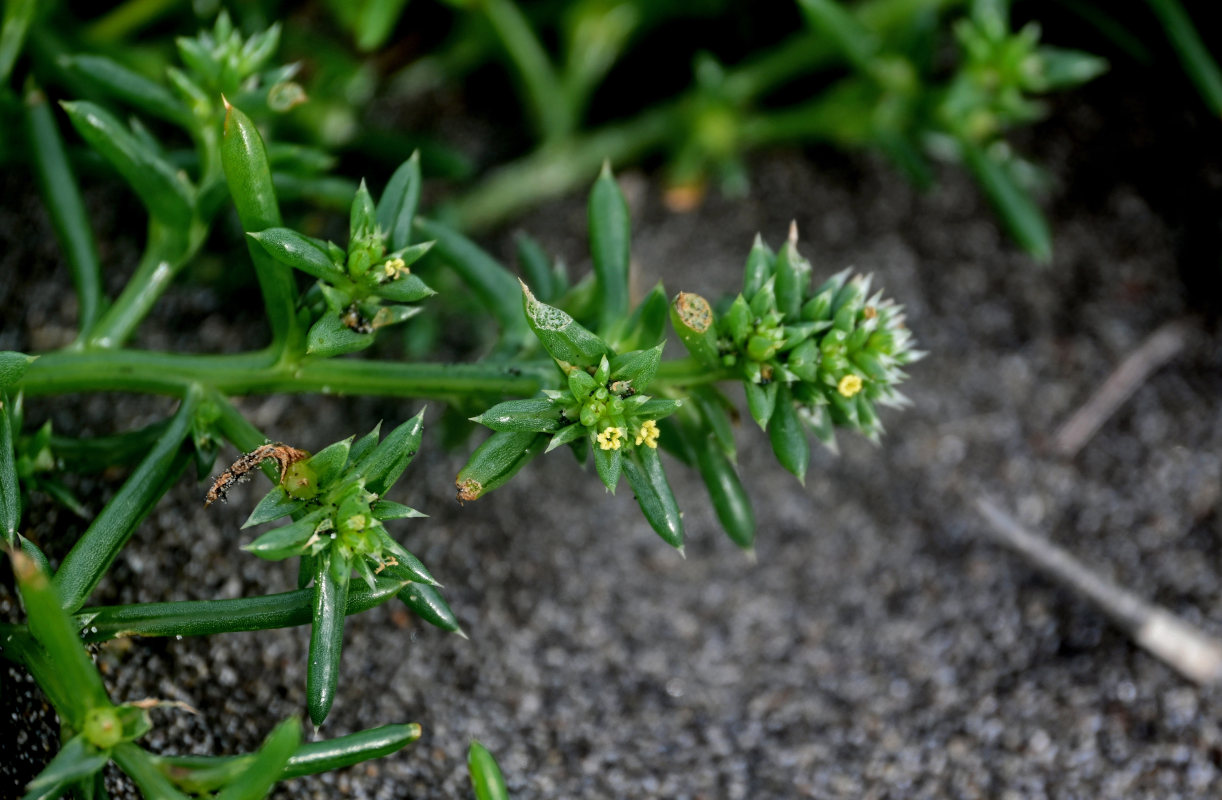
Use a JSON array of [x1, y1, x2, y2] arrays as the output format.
[[370, 499, 426, 520], [472, 398, 564, 433], [249, 229, 345, 282], [744, 381, 777, 430], [215, 718, 301, 800], [398, 583, 462, 634], [306, 313, 376, 357], [307, 437, 353, 486], [520, 281, 610, 366], [609, 344, 663, 390], [622, 445, 684, 549], [769, 385, 809, 484], [376, 272, 436, 303], [244, 510, 328, 560], [590, 430, 622, 493], [0, 351, 36, 390], [588, 162, 631, 332], [307, 552, 350, 727], [468, 741, 510, 800], [22, 735, 109, 800], [354, 410, 425, 495], [376, 152, 421, 251], [243, 487, 306, 529]]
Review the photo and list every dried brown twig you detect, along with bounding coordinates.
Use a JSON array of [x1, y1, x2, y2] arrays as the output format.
[[975, 497, 1222, 685]]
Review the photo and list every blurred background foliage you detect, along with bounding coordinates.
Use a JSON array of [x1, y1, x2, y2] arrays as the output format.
[[1, 0, 1218, 259]]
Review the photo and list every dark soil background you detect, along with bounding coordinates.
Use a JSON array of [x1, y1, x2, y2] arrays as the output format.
[[5, 20, 1222, 799]]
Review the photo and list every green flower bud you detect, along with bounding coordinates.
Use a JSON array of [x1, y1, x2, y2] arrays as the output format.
[[84, 707, 123, 749]]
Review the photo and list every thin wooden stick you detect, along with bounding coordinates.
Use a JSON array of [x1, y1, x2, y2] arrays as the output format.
[[1051, 319, 1192, 458], [975, 497, 1222, 685]]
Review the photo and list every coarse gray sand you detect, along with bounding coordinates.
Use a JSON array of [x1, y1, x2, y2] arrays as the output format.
[[4, 80, 1222, 798]]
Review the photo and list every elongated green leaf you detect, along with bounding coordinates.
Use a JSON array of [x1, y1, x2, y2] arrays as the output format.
[[249, 229, 345, 281], [1, 393, 19, 548], [54, 389, 198, 612], [284, 722, 420, 778], [112, 744, 191, 800], [774, 235, 811, 320], [744, 381, 777, 431], [398, 583, 462, 634], [370, 499, 425, 521], [222, 99, 297, 348], [306, 313, 376, 357], [62, 101, 193, 228], [0, 0, 35, 85], [245, 509, 328, 560], [376, 534, 441, 587], [468, 741, 510, 800], [154, 724, 422, 793], [544, 422, 585, 453], [960, 139, 1052, 262], [243, 486, 306, 529], [588, 162, 631, 332], [215, 718, 301, 800], [413, 217, 528, 346], [631, 397, 684, 421], [61, 54, 188, 124], [472, 398, 563, 433], [22, 735, 109, 800], [768, 385, 809, 484], [622, 446, 683, 549], [590, 430, 622, 493], [609, 344, 663, 390], [693, 434, 755, 550], [355, 410, 425, 495], [456, 431, 545, 501], [615, 283, 668, 351], [376, 152, 421, 251], [520, 281, 610, 366], [307, 437, 352, 486], [74, 575, 412, 643], [24, 90, 102, 337], [514, 231, 555, 302], [376, 272, 436, 303], [308, 552, 350, 726], [12, 552, 111, 726], [347, 422, 381, 467], [0, 352, 35, 390], [742, 234, 774, 298]]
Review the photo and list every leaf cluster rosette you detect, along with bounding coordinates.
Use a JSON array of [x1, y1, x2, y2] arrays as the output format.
[[241, 411, 435, 590], [250, 154, 436, 357], [673, 226, 923, 484], [463, 282, 685, 550]]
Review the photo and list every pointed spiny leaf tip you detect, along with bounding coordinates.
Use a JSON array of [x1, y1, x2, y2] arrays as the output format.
[[788, 220, 799, 245], [600, 159, 613, 178]]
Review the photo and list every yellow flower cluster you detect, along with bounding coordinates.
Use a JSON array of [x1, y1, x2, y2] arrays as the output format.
[[382, 257, 409, 279], [634, 419, 660, 449], [596, 426, 626, 451], [837, 374, 863, 398]]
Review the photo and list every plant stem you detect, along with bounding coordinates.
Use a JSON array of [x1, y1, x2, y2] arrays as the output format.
[[52, 387, 200, 612], [480, 0, 571, 143], [86, 218, 204, 349], [1144, 0, 1222, 116], [72, 575, 413, 641], [19, 348, 551, 399], [450, 106, 674, 231]]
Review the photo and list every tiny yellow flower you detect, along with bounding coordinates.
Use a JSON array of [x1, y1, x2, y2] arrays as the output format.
[[837, 374, 863, 398], [382, 257, 408, 279], [634, 419, 660, 449], [596, 426, 625, 451]]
